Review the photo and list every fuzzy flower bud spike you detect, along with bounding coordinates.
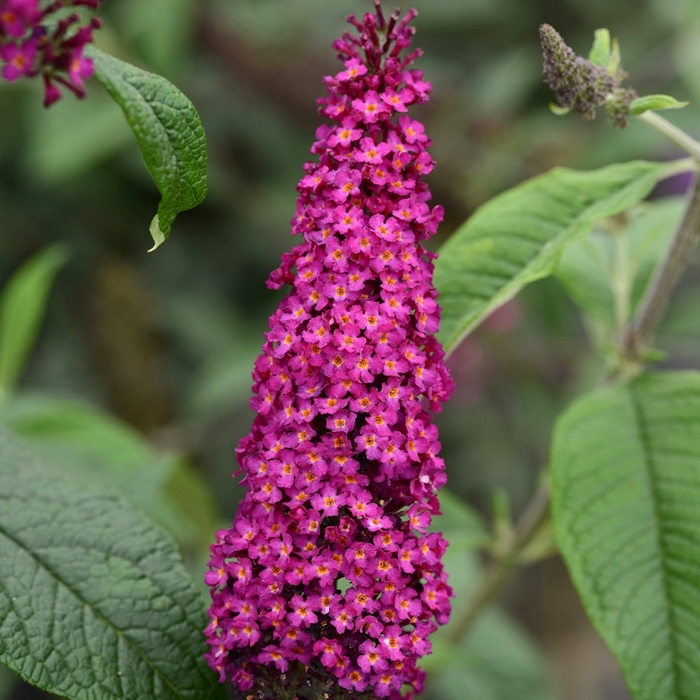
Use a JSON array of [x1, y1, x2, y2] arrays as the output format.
[[540, 23, 637, 127], [0, 0, 103, 106], [204, 4, 455, 698]]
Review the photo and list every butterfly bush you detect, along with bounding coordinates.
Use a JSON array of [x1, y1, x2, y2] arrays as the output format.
[[0, 0, 102, 106], [205, 4, 454, 698]]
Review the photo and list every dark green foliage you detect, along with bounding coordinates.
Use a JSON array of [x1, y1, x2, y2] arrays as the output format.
[[0, 428, 224, 700], [87, 47, 207, 250]]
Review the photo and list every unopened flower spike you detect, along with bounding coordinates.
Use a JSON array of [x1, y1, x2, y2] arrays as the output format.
[[205, 3, 455, 699], [539, 23, 637, 127], [0, 0, 103, 106]]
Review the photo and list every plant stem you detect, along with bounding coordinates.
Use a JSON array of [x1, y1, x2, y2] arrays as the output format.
[[622, 172, 700, 362], [637, 111, 700, 161], [606, 214, 631, 345], [445, 483, 550, 644]]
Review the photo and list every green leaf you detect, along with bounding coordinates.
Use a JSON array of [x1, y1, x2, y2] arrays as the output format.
[[0, 427, 223, 700], [3, 395, 221, 552], [86, 46, 207, 250], [608, 37, 621, 76], [554, 197, 684, 340], [550, 371, 700, 700], [435, 160, 674, 354], [588, 28, 611, 66], [0, 245, 69, 397], [629, 95, 689, 116]]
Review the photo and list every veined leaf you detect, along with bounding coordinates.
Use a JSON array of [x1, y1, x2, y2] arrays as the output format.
[[435, 160, 676, 355], [550, 372, 700, 700], [3, 394, 221, 552], [86, 46, 207, 250], [0, 245, 68, 397], [0, 427, 223, 700]]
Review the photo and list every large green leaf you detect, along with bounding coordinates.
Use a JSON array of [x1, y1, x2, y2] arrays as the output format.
[[550, 372, 700, 700], [0, 245, 68, 398], [435, 160, 676, 354], [0, 427, 223, 700], [87, 46, 207, 250], [2, 395, 221, 553]]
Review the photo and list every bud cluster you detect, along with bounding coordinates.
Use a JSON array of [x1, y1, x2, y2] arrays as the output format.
[[204, 4, 455, 699], [540, 23, 637, 127], [0, 0, 102, 106]]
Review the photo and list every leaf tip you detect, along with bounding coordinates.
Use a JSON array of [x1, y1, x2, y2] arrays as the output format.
[[549, 102, 571, 116], [148, 215, 167, 252]]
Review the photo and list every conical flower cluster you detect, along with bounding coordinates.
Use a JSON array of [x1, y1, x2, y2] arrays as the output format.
[[0, 0, 102, 106], [205, 5, 454, 698]]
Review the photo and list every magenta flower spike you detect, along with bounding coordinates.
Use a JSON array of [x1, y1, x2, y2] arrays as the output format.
[[205, 4, 455, 698], [0, 0, 103, 106]]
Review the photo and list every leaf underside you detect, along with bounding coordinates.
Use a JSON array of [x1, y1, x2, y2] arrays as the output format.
[[550, 372, 700, 700]]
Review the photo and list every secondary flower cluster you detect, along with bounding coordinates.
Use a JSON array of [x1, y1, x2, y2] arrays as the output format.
[[0, 0, 102, 106], [205, 5, 454, 699], [539, 23, 637, 128]]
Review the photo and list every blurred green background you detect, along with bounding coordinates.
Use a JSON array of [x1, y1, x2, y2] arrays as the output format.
[[2, 0, 700, 698]]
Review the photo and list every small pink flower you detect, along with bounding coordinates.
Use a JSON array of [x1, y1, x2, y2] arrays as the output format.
[[353, 90, 389, 123], [336, 57, 367, 82], [381, 87, 415, 112], [0, 0, 40, 37], [67, 48, 93, 90], [0, 39, 34, 80]]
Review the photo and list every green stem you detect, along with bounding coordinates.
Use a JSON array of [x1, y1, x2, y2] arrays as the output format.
[[445, 483, 550, 644], [636, 111, 700, 161], [622, 173, 700, 362], [603, 214, 632, 346]]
